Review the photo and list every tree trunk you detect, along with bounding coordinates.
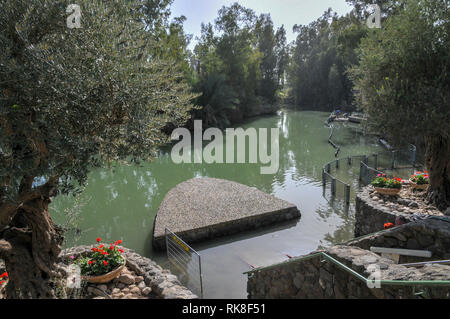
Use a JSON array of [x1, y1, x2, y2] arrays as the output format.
[[425, 135, 450, 212], [0, 196, 64, 299]]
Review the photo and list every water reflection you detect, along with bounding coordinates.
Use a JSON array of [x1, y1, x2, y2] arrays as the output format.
[[51, 110, 387, 298]]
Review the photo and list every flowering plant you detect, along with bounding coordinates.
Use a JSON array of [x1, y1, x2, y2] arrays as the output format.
[[371, 175, 402, 189], [0, 272, 8, 288], [76, 238, 125, 276], [410, 171, 429, 185], [384, 223, 394, 230]]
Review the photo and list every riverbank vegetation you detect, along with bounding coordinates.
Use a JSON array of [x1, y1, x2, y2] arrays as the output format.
[[349, 0, 449, 210]]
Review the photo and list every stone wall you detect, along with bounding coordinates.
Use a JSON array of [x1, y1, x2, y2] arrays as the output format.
[[247, 245, 450, 299], [354, 186, 444, 237], [348, 218, 450, 263], [60, 245, 197, 299]]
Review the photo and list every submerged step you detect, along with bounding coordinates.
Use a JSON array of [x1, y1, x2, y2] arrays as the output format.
[[152, 177, 301, 250]]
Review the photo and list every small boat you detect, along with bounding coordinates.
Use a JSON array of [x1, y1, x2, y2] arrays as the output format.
[[348, 116, 361, 123]]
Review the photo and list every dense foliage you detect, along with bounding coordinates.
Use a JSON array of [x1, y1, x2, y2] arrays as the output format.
[[0, 0, 448, 299], [0, 0, 194, 298], [350, 0, 449, 209], [191, 3, 289, 128]]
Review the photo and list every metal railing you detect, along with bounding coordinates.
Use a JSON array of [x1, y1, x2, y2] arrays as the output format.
[[322, 145, 420, 204], [165, 228, 203, 298], [322, 158, 351, 205], [359, 154, 386, 186], [245, 251, 450, 288], [378, 142, 418, 170], [322, 154, 380, 205]]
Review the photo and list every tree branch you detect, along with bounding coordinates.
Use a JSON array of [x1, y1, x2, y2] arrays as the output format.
[[0, 175, 59, 230], [0, 239, 12, 259]]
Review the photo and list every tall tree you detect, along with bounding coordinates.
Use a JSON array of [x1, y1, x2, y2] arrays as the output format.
[[274, 25, 289, 88], [0, 0, 194, 298], [350, 0, 450, 210], [288, 9, 349, 110], [256, 14, 277, 103]]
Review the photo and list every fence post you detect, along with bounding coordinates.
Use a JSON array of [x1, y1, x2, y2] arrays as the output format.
[[411, 145, 416, 168], [345, 184, 351, 205], [331, 178, 336, 195], [327, 163, 331, 173], [322, 169, 326, 187], [336, 159, 339, 169], [366, 166, 370, 185], [359, 161, 363, 181], [391, 151, 396, 169], [348, 157, 352, 166]]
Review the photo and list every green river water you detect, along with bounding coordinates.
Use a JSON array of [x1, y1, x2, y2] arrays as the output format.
[[51, 110, 402, 298]]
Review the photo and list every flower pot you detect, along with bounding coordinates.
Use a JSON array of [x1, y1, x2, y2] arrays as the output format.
[[409, 179, 429, 190], [374, 187, 401, 196], [81, 257, 126, 284]]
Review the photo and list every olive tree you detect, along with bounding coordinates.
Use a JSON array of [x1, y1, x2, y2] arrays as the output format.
[[350, 0, 449, 210], [0, 0, 194, 298]]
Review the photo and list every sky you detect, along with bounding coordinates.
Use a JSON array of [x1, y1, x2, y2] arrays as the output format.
[[170, 0, 354, 49]]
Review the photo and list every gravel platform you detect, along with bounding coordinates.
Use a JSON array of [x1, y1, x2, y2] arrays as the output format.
[[152, 178, 301, 250]]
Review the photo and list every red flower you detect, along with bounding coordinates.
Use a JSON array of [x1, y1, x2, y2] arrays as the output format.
[[0, 272, 8, 278], [92, 247, 98, 252], [103, 261, 108, 266], [115, 240, 122, 245], [88, 260, 93, 265], [110, 245, 115, 250], [96, 237, 101, 243], [384, 223, 394, 229], [118, 249, 124, 253], [99, 244, 104, 249]]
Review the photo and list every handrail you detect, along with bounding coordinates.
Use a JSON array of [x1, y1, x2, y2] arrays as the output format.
[[322, 154, 380, 204], [244, 251, 450, 287]]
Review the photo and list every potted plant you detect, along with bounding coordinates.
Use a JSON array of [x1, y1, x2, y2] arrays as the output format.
[[409, 171, 429, 190], [75, 238, 126, 284], [371, 175, 403, 195], [0, 272, 8, 297]]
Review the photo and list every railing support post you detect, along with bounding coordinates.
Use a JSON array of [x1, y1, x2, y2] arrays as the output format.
[[322, 169, 326, 187], [359, 162, 363, 182], [331, 178, 336, 195], [327, 163, 331, 173], [336, 159, 339, 169], [345, 184, 351, 205], [391, 151, 396, 169], [348, 157, 352, 166]]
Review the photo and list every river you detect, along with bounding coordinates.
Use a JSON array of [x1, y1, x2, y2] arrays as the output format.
[[51, 110, 393, 298]]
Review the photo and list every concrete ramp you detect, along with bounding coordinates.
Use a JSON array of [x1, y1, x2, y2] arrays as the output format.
[[152, 178, 301, 250]]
